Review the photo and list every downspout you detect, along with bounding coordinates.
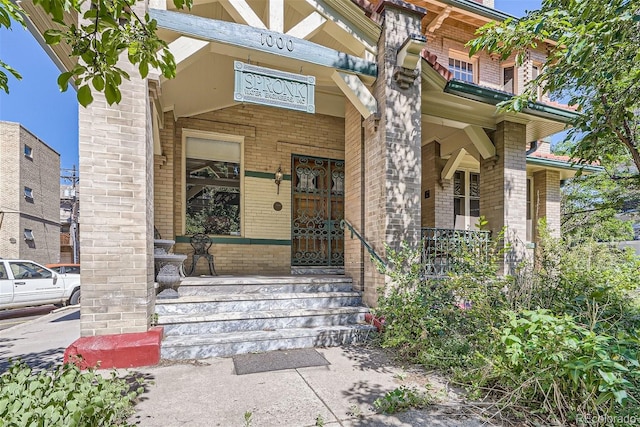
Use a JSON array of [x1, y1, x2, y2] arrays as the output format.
[[526, 140, 539, 155]]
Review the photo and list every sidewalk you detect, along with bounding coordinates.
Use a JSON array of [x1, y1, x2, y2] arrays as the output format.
[[0, 310, 495, 426]]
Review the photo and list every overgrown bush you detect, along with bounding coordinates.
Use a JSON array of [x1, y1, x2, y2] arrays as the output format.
[[0, 360, 143, 426], [374, 220, 640, 424]]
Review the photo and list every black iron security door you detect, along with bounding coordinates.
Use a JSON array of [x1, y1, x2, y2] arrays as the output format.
[[291, 155, 344, 266]]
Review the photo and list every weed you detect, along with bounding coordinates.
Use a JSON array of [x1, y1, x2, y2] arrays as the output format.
[[243, 411, 253, 426], [373, 386, 434, 414]]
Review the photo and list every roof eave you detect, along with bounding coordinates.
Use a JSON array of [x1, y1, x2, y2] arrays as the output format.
[[526, 156, 603, 173]]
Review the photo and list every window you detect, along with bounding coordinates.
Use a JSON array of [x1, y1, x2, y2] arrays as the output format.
[[9, 261, 52, 279], [24, 145, 33, 159], [526, 178, 533, 241], [24, 229, 34, 240], [503, 65, 516, 94], [24, 187, 34, 200], [0, 264, 7, 280], [453, 170, 480, 229], [185, 135, 242, 236], [532, 64, 543, 99], [448, 56, 476, 83]]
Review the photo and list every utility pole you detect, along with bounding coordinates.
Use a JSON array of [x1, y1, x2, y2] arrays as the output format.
[[61, 166, 80, 264]]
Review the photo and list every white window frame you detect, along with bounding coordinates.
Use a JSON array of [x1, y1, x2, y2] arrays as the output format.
[[24, 145, 33, 159], [531, 63, 544, 100], [24, 187, 34, 200], [501, 63, 517, 94], [453, 169, 481, 230], [526, 177, 534, 242], [24, 229, 34, 241], [448, 51, 478, 84], [181, 129, 245, 237]]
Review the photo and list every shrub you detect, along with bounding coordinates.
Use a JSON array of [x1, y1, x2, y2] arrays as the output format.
[[0, 360, 143, 426]]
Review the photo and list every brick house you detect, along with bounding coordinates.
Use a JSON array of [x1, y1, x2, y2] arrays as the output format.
[[0, 121, 61, 264], [22, 0, 598, 362]]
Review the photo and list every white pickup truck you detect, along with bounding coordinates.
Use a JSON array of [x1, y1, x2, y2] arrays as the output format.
[[0, 259, 81, 310]]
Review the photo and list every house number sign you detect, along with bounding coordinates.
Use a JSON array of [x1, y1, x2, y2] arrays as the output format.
[[261, 33, 294, 52], [234, 61, 315, 113]]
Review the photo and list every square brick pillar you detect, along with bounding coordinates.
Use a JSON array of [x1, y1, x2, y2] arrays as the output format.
[[362, 1, 425, 305], [533, 169, 561, 240], [421, 142, 454, 229], [78, 1, 155, 336], [344, 101, 365, 291], [480, 121, 528, 274]]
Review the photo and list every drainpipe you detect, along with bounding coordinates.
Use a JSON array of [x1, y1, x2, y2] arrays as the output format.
[[526, 140, 539, 155]]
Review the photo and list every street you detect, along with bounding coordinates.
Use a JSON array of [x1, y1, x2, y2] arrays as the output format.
[[0, 305, 57, 331]]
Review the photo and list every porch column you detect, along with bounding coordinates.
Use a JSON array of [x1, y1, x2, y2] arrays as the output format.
[[421, 142, 454, 229], [533, 169, 561, 239], [344, 101, 365, 291], [363, 1, 425, 305], [480, 120, 528, 273], [78, 0, 155, 336]]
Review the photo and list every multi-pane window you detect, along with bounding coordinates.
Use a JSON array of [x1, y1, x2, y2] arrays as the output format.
[[449, 57, 475, 83], [185, 136, 241, 236], [454, 170, 480, 229], [24, 145, 33, 159], [503, 66, 516, 94]]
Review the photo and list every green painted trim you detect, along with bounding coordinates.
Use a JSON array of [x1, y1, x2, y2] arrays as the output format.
[[244, 170, 292, 181], [149, 9, 377, 77], [440, 0, 515, 22], [175, 236, 291, 245], [526, 156, 603, 173], [444, 80, 579, 123]]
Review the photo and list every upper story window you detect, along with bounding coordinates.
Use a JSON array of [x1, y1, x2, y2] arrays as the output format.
[[448, 53, 477, 83], [24, 187, 34, 200], [184, 133, 243, 236], [532, 64, 543, 99], [24, 229, 35, 241], [24, 145, 33, 159], [503, 65, 516, 94]]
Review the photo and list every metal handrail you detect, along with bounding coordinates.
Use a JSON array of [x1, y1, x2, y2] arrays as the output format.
[[340, 219, 386, 267]]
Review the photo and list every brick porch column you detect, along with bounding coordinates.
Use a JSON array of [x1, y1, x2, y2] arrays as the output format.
[[78, 0, 155, 337], [362, 0, 425, 305], [480, 121, 528, 273], [533, 169, 561, 239], [421, 142, 454, 229]]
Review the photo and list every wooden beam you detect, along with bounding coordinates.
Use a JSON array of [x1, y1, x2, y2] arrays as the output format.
[[218, 0, 266, 29], [149, 9, 377, 77], [396, 34, 426, 70], [463, 125, 495, 159], [168, 36, 209, 71], [441, 148, 467, 180], [269, 0, 284, 33], [287, 12, 327, 40], [331, 71, 376, 119], [426, 6, 451, 33]]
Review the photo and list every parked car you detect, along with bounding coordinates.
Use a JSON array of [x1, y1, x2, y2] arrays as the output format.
[[0, 259, 81, 309], [45, 263, 80, 275]]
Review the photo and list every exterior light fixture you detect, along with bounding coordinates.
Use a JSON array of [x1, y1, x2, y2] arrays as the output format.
[[275, 165, 283, 194]]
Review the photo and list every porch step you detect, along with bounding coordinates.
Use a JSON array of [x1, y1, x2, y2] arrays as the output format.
[[155, 292, 363, 315], [158, 307, 369, 336], [178, 275, 355, 296], [160, 325, 377, 359], [157, 275, 374, 359]]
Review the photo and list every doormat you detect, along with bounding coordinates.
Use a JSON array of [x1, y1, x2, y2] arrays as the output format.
[[233, 348, 330, 375]]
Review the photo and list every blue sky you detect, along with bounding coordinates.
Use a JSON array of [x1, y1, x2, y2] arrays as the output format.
[[0, 0, 541, 171]]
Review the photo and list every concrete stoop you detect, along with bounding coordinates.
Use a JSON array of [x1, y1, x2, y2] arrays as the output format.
[[156, 275, 376, 359]]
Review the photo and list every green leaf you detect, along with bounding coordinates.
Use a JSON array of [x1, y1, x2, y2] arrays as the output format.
[[57, 72, 73, 92], [77, 85, 93, 107], [92, 75, 105, 92]]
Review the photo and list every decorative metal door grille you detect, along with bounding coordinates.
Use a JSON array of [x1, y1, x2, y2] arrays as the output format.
[[291, 155, 344, 266]]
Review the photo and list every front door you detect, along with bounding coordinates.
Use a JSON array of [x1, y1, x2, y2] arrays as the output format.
[[291, 155, 344, 267]]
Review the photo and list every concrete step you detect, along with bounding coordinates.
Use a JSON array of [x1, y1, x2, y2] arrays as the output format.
[[160, 325, 377, 359], [178, 275, 355, 296], [158, 307, 369, 336], [155, 292, 364, 315]]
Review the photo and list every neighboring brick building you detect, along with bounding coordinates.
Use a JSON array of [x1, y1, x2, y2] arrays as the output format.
[[22, 0, 598, 347], [0, 121, 61, 264]]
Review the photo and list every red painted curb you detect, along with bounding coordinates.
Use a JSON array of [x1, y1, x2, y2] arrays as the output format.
[[64, 327, 164, 369]]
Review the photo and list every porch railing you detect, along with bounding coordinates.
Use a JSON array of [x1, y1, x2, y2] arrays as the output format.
[[421, 227, 491, 277], [340, 219, 386, 268]]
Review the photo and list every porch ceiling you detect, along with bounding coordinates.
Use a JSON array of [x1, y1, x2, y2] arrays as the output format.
[[154, 0, 379, 119]]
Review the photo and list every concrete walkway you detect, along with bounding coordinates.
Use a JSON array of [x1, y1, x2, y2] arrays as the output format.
[[0, 308, 499, 426]]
